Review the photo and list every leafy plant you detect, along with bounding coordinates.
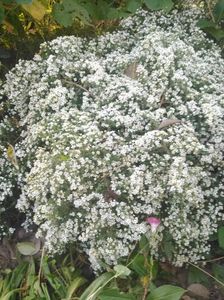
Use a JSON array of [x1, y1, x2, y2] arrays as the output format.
[[0, 255, 87, 300], [197, 0, 224, 41]]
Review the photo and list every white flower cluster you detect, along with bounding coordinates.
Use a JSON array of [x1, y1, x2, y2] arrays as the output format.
[[1, 9, 224, 270]]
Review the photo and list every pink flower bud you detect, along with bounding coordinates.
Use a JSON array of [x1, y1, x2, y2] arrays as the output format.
[[146, 217, 161, 233]]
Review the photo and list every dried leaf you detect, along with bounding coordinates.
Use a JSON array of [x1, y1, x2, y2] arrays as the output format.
[[158, 118, 181, 130], [22, 0, 46, 21], [6, 144, 19, 170], [124, 62, 138, 79], [187, 283, 209, 299]]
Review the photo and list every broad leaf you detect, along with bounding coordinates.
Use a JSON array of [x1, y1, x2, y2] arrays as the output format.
[[147, 285, 186, 300], [188, 266, 209, 285], [99, 288, 135, 300], [144, 0, 174, 12], [197, 18, 216, 29], [17, 242, 36, 256], [130, 254, 147, 276], [53, 0, 90, 27], [125, 0, 142, 13]]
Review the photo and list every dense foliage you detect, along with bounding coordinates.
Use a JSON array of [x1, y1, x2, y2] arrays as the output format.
[[0, 8, 223, 272]]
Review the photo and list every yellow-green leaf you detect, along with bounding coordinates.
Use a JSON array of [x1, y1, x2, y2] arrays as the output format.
[[22, 0, 46, 21]]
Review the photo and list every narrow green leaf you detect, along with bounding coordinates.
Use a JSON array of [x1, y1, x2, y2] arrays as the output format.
[[1, 288, 21, 300], [147, 285, 186, 300], [80, 272, 114, 300], [66, 277, 87, 300], [41, 283, 51, 300]]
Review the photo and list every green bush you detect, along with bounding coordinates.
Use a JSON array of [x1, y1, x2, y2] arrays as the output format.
[[1, 7, 224, 271]]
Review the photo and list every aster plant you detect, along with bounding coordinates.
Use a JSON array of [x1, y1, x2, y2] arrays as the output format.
[[0, 9, 223, 271]]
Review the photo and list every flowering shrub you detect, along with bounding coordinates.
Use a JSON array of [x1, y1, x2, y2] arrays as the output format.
[[0, 9, 224, 271]]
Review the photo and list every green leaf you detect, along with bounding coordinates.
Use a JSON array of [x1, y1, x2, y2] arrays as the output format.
[[218, 229, 224, 246], [17, 242, 36, 256], [209, 28, 224, 41], [196, 18, 224, 41], [130, 254, 147, 276], [144, 0, 174, 12], [139, 234, 149, 252], [66, 277, 87, 300], [208, 27, 224, 40], [147, 285, 186, 300], [188, 266, 209, 285], [80, 272, 114, 300], [213, 0, 224, 22], [113, 265, 131, 277], [125, 0, 142, 13], [197, 18, 216, 29], [52, 0, 90, 27], [1, 288, 21, 300], [212, 264, 224, 282], [99, 288, 135, 300]]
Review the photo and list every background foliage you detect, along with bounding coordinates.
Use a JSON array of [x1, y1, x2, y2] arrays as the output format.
[[0, 0, 224, 78]]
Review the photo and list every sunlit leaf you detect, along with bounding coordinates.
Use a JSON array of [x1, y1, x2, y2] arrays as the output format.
[[114, 265, 131, 277], [22, 0, 46, 21]]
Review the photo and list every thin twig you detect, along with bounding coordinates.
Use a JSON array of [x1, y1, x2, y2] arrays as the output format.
[[142, 285, 149, 300], [197, 256, 224, 264], [62, 79, 95, 98]]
